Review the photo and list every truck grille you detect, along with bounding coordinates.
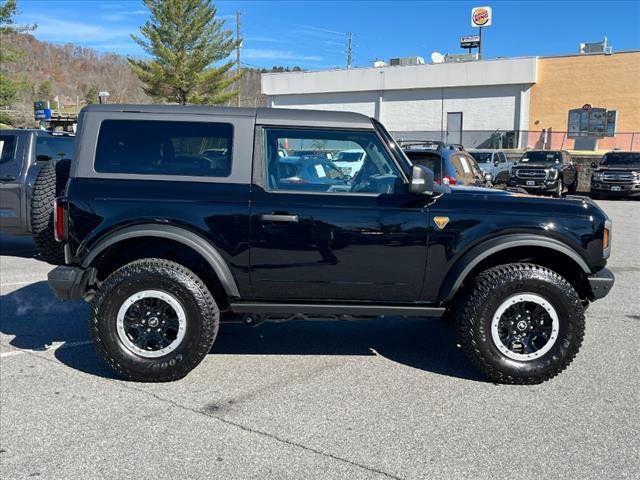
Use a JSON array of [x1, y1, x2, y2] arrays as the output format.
[[602, 172, 635, 183], [515, 169, 546, 179]]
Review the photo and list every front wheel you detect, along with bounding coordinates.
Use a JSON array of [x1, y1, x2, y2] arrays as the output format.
[[456, 263, 585, 384], [553, 178, 564, 198], [90, 259, 219, 382]]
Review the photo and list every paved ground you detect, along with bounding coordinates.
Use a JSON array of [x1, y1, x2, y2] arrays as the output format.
[[1, 200, 638, 480]]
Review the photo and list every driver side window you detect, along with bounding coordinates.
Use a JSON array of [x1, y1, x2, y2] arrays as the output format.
[[263, 128, 403, 194]]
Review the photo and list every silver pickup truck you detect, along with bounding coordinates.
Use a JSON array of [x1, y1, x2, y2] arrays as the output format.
[[0, 129, 74, 263]]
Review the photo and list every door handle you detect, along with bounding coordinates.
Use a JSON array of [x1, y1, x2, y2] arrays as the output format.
[[0, 176, 16, 182], [261, 214, 299, 223]]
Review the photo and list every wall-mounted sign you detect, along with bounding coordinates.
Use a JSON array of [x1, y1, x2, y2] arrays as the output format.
[[568, 107, 617, 138], [471, 6, 492, 27], [460, 35, 481, 49]]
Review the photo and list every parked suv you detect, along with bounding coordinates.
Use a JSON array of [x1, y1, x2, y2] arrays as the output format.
[[590, 151, 640, 199], [508, 150, 578, 197], [469, 149, 513, 184], [48, 105, 613, 384], [0, 129, 75, 263], [401, 141, 491, 187]]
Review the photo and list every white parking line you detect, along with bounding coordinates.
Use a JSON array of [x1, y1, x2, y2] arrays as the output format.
[[0, 279, 45, 288], [0, 340, 93, 358]]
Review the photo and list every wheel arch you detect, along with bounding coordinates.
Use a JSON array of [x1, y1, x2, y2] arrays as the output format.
[[439, 234, 591, 303], [82, 224, 241, 300]]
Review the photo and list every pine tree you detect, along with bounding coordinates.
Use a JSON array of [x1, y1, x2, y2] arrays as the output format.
[[128, 0, 240, 105], [0, 0, 35, 124]]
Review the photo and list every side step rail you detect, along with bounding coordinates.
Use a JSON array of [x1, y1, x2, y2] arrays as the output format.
[[229, 303, 445, 318]]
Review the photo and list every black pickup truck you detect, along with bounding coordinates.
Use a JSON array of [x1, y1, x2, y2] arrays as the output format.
[[48, 105, 614, 385], [508, 150, 578, 197]]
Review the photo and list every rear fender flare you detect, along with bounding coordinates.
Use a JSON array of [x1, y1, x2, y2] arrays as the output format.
[[81, 224, 240, 298]]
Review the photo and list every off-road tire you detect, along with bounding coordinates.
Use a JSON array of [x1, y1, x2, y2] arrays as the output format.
[[90, 258, 220, 382], [553, 178, 564, 198], [456, 263, 585, 384], [30, 159, 71, 264]]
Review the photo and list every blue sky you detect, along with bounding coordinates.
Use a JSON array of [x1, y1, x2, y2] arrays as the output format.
[[14, 0, 640, 69]]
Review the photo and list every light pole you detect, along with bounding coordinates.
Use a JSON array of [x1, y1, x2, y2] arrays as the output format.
[[98, 91, 110, 104]]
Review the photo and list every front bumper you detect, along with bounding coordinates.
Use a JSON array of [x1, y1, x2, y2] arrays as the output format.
[[587, 267, 615, 300], [591, 181, 640, 197], [508, 178, 557, 192], [48, 266, 96, 301]]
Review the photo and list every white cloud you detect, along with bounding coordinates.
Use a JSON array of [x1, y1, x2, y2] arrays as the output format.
[[27, 17, 134, 43], [243, 48, 322, 62]]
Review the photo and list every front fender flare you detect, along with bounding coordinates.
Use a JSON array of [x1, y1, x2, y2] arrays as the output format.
[[438, 234, 590, 302], [81, 224, 240, 298]]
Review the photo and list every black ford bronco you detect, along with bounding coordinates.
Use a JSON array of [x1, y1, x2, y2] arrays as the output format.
[[48, 104, 614, 384]]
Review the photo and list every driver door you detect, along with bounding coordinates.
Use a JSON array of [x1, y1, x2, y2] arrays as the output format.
[[249, 126, 430, 302]]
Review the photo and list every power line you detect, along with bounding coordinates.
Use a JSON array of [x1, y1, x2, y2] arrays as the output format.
[[347, 32, 353, 68]]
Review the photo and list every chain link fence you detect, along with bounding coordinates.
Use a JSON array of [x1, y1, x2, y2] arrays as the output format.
[[392, 129, 639, 151]]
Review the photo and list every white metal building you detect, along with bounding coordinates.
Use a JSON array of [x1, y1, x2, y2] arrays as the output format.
[[261, 57, 538, 148]]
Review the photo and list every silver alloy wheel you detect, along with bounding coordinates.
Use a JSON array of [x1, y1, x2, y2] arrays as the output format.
[[116, 290, 187, 358], [491, 293, 559, 361]]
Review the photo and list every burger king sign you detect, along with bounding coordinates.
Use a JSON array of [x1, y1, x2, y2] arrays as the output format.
[[471, 6, 492, 27]]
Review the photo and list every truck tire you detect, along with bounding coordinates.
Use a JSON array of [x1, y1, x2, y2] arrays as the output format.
[[90, 258, 219, 382], [567, 178, 578, 194], [553, 178, 563, 198], [456, 263, 585, 384], [30, 159, 71, 265]]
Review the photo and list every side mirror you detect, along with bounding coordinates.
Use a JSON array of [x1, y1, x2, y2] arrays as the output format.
[[484, 172, 493, 183], [493, 160, 500, 166], [590, 162, 597, 169], [409, 164, 434, 194]]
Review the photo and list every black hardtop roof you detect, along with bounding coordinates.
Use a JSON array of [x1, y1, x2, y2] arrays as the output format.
[[81, 104, 374, 130]]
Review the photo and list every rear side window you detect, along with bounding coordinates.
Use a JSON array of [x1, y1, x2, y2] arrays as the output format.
[[0, 135, 17, 164], [36, 136, 75, 161], [95, 120, 233, 177]]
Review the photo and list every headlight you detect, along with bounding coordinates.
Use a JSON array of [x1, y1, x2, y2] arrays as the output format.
[[545, 169, 559, 179], [592, 172, 603, 181]]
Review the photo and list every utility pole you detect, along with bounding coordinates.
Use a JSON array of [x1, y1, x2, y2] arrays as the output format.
[[346, 32, 353, 68], [235, 10, 241, 107]]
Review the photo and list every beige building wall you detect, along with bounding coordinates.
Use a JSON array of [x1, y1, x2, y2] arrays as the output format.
[[530, 51, 640, 132]]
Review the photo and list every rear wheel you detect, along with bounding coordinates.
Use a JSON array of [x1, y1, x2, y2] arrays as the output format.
[[90, 258, 219, 382], [456, 263, 585, 384]]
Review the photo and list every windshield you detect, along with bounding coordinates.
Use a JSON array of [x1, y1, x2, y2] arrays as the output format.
[[470, 152, 493, 163], [36, 135, 75, 160], [371, 118, 412, 176], [520, 151, 562, 164], [601, 152, 640, 167], [335, 151, 363, 162]]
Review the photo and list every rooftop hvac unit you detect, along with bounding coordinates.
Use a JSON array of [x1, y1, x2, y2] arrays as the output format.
[[444, 53, 479, 63], [372, 60, 387, 68], [579, 37, 612, 55], [389, 56, 426, 66]]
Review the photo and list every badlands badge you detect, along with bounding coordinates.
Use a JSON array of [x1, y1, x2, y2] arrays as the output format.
[[433, 216, 450, 230]]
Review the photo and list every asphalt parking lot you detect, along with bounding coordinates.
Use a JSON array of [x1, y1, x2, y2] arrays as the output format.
[[1, 199, 638, 480]]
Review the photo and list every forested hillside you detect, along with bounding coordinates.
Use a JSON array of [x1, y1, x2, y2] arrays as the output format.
[[1, 32, 267, 126]]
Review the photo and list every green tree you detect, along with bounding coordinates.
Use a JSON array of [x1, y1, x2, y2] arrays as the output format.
[[82, 84, 99, 105], [128, 0, 240, 105], [0, 0, 35, 124]]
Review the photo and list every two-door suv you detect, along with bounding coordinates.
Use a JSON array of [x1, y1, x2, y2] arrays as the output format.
[[49, 105, 614, 384]]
